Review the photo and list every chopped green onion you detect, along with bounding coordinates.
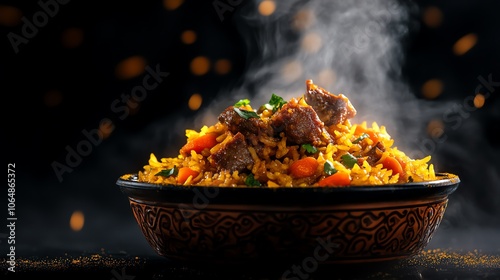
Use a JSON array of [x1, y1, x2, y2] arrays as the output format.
[[261, 93, 287, 113], [234, 108, 260, 119], [324, 160, 338, 176], [268, 93, 287, 111], [245, 174, 261, 187], [341, 153, 358, 169], [301, 143, 318, 153], [263, 104, 274, 111], [234, 99, 251, 107], [155, 166, 179, 177], [352, 133, 369, 144]]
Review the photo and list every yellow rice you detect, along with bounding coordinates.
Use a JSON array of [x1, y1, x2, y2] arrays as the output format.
[[127, 97, 436, 187]]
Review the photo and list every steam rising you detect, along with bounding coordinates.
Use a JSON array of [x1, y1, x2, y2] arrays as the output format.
[[196, 0, 430, 154], [142, 0, 499, 227]]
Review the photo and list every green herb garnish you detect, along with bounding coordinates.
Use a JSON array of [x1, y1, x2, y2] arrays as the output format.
[[234, 99, 251, 107], [262, 93, 287, 112], [341, 153, 358, 169], [234, 107, 260, 119], [245, 174, 262, 187], [352, 133, 369, 144], [301, 143, 318, 154], [155, 166, 179, 177], [324, 160, 338, 176]]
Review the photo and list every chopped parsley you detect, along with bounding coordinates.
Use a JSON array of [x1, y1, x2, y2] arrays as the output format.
[[341, 153, 358, 169], [234, 99, 251, 107], [324, 160, 338, 176], [155, 166, 179, 177], [234, 107, 260, 119], [261, 93, 287, 112], [301, 143, 318, 154], [245, 174, 262, 187], [352, 133, 369, 144]]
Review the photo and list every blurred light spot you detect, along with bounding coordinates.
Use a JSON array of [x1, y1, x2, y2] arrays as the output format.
[[115, 56, 146, 80], [301, 32, 322, 53], [317, 69, 336, 89], [258, 0, 276, 16], [44, 90, 63, 107], [421, 79, 443, 99], [127, 99, 140, 115], [474, 93, 485, 108], [427, 119, 445, 139], [99, 120, 114, 139], [422, 6, 442, 28], [0, 5, 22, 27], [214, 59, 232, 75], [293, 9, 314, 31], [70, 210, 84, 232], [453, 33, 477, 56], [181, 30, 196, 44], [188, 93, 202, 111], [281, 60, 302, 83], [190, 56, 210, 76], [61, 27, 84, 48], [164, 0, 184, 10]]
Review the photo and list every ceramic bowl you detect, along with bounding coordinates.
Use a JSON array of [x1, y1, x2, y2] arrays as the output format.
[[116, 173, 459, 264]]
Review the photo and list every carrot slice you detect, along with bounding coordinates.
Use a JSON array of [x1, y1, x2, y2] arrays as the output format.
[[354, 126, 379, 143], [382, 156, 404, 177], [317, 172, 351, 187], [289, 157, 319, 178], [180, 133, 218, 156], [177, 167, 199, 184], [365, 131, 379, 144]]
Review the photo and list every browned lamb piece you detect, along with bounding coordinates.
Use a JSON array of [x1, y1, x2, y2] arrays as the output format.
[[304, 79, 357, 126], [365, 142, 386, 165], [269, 99, 332, 146], [219, 106, 263, 135], [209, 132, 254, 172]]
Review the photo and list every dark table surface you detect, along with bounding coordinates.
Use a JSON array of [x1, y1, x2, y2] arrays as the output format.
[[0, 224, 500, 280], [2, 224, 499, 279], [2, 248, 500, 280]]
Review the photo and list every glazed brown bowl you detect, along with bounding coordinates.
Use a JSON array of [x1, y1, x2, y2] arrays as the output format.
[[116, 173, 459, 264]]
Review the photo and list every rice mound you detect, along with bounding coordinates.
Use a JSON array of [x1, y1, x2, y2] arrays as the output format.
[[128, 83, 436, 187]]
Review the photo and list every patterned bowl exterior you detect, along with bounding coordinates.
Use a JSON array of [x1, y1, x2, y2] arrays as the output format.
[[117, 173, 459, 264]]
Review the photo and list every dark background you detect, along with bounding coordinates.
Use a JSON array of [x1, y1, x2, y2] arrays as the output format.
[[1, 0, 499, 257]]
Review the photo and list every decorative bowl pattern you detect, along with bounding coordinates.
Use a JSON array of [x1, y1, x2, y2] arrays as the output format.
[[117, 173, 459, 264]]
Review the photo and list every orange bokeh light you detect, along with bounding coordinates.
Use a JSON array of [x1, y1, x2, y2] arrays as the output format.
[[164, 0, 184, 10], [214, 59, 232, 75], [70, 211, 85, 232], [115, 56, 147, 80], [453, 33, 478, 56], [61, 27, 84, 49], [0, 5, 22, 27], [258, 0, 276, 16], [181, 30, 197, 44], [188, 93, 203, 111], [190, 56, 211, 76], [422, 6, 443, 28], [421, 79, 443, 99], [473, 94, 485, 108]]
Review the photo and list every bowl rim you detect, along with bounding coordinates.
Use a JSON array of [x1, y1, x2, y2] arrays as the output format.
[[116, 173, 460, 205], [117, 172, 459, 190]]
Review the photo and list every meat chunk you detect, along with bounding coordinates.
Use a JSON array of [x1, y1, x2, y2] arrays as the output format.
[[270, 99, 332, 146], [209, 132, 254, 172], [218, 106, 272, 137], [365, 142, 385, 165], [304, 79, 357, 126]]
